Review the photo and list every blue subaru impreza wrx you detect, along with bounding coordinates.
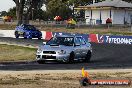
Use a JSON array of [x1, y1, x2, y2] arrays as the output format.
[[14, 24, 42, 39]]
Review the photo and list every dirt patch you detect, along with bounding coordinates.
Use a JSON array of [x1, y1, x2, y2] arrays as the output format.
[[0, 70, 131, 88]]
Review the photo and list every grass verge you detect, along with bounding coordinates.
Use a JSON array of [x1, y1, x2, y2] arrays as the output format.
[[0, 44, 37, 62]]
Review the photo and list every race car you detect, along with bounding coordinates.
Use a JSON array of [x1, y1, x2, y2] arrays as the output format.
[[36, 35, 92, 63], [14, 24, 42, 39]]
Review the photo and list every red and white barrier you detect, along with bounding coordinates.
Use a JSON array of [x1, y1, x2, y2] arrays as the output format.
[[0, 30, 15, 38], [0, 30, 132, 44]]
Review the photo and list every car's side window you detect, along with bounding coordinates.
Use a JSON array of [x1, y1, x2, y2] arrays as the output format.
[[81, 38, 86, 45], [75, 37, 81, 45], [75, 37, 86, 45]]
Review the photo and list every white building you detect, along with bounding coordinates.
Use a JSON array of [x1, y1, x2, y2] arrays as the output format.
[[75, 0, 132, 25]]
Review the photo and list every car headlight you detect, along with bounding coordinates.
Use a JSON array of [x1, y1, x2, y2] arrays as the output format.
[[58, 50, 66, 54], [37, 48, 42, 54]]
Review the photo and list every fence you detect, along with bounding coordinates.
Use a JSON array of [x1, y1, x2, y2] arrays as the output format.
[[0, 20, 132, 32]]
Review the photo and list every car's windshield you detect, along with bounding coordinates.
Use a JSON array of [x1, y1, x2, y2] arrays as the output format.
[[46, 37, 74, 46]]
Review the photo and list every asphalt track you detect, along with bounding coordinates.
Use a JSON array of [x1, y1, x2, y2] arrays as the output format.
[[0, 37, 132, 70]]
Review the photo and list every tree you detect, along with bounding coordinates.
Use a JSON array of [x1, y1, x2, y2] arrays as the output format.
[[12, 0, 44, 25], [13, 0, 25, 25], [47, 0, 72, 20], [34, 9, 48, 21], [123, 0, 132, 3], [62, 0, 93, 6], [46, 0, 96, 20], [0, 11, 7, 16], [7, 7, 16, 19]]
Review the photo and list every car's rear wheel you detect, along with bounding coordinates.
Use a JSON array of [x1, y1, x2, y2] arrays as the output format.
[[84, 51, 91, 62], [15, 31, 19, 38], [68, 52, 75, 63]]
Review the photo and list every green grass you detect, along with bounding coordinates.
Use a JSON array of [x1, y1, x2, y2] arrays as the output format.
[[0, 44, 37, 62]]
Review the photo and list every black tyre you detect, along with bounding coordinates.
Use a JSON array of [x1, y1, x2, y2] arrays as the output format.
[[38, 37, 41, 39], [29, 37, 32, 39], [15, 31, 19, 38], [84, 51, 91, 62], [68, 52, 75, 63], [37, 60, 45, 64], [23, 32, 27, 39]]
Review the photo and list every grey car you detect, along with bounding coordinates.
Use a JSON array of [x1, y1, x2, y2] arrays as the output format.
[[36, 35, 92, 63]]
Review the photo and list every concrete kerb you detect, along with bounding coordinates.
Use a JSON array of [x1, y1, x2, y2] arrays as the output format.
[[0, 30, 15, 38]]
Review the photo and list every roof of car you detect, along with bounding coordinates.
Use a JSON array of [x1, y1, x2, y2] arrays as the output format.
[[54, 35, 82, 37], [22, 24, 33, 26]]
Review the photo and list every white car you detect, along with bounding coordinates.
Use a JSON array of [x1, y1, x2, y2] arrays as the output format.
[[36, 35, 92, 63]]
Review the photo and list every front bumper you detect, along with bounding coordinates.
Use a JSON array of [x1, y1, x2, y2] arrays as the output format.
[[36, 53, 70, 62]]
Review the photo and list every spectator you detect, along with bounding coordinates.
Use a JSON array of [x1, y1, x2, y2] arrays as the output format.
[[106, 18, 112, 29], [66, 18, 76, 29], [106, 18, 112, 24]]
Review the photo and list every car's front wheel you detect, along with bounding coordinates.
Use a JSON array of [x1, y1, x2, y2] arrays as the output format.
[[23, 32, 27, 39], [15, 31, 19, 38], [84, 51, 91, 62], [68, 52, 75, 63]]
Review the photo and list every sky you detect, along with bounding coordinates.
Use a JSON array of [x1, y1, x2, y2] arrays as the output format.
[[0, 0, 46, 12], [0, 0, 16, 12]]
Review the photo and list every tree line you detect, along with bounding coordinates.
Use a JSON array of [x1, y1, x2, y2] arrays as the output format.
[[1, 0, 131, 25]]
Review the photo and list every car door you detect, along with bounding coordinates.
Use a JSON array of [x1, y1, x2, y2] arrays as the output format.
[[76, 37, 88, 58], [80, 38, 88, 58], [74, 37, 82, 59]]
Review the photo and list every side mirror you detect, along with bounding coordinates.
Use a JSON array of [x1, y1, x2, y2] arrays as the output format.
[[43, 42, 46, 45]]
